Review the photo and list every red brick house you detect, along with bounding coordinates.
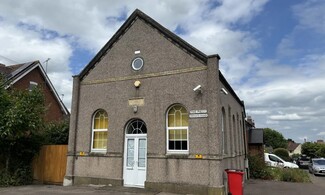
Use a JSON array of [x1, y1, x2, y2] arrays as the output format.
[[0, 61, 69, 122]]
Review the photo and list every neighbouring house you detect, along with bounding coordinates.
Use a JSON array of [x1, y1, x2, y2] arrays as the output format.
[[65, 9, 246, 194], [287, 139, 301, 156], [245, 116, 264, 158], [316, 140, 324, 144], [0, 61, 69, 122]]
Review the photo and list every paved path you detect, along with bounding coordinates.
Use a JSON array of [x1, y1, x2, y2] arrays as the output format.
[[1, 176, 324, 195], [0, 185, 179, 195]]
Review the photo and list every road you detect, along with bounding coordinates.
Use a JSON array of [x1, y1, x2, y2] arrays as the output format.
[[309, 172, 325, 189], [245, 171, 325, 195]]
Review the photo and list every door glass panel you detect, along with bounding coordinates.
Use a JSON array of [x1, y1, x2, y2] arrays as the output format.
[[127, 139, 134, 167], [138, 139, 146, 167]]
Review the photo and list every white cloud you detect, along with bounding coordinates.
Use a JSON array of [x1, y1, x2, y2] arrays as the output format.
[[317, 132, 325, 136], [247, 110, 270, 115], [0, 20, 73, 109], [269, 113, 304, 121], [293, 0, 325, 34], [207, 0, 269, 25], [266, 120, 279, 125]]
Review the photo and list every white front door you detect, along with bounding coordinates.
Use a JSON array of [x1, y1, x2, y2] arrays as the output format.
[[124, 135, 147, 187]]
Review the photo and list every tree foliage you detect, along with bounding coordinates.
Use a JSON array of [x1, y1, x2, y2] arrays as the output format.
[[302, 142, 325, 158], [44, 119, 69, 144], [273, 148, 290, 161], [263, 128, 287, 149], [0, 78, 45, 185]]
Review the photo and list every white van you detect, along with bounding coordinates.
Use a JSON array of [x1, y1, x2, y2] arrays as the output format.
[[264, 153, 299, 168]]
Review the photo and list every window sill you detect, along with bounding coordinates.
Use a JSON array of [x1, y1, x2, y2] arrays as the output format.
[[166, 152, 189, 159], [89, 151, 106, 156]]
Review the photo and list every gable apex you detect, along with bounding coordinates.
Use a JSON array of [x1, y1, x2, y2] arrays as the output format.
[[79, 9, 220, 80]]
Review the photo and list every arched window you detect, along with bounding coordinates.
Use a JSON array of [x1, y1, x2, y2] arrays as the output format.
[[222, 107, 227, 154], [91, 110, 108, 152], [126, 119, 147, 134], [233, 115, 236, 153], [167, 104, 189, 153]]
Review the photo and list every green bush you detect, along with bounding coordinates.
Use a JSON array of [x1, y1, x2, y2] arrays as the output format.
[[0, 165, 33, 186], [273, 148, 290, 161], [248, 155, 272, 179]]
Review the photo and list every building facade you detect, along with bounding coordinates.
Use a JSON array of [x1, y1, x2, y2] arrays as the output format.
[[65, 9, 246, 194], [0, 61, 69, 122]]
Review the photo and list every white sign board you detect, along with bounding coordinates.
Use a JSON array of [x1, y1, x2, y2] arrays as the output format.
[[190, 110, 207, 114], [189, 113, 208, 118], [189, 110, 208, 118]]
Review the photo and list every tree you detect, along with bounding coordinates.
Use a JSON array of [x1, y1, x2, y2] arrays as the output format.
[[263, 128, 287, 149], [315, 144, 325, 158], [302, 142, 325, 158], [44, 119, 69, 144], [0, 77, 45, 181], [273, 148, 290, 161]]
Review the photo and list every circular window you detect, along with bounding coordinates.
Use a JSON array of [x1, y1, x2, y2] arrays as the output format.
[[131, 57, 144, 71]]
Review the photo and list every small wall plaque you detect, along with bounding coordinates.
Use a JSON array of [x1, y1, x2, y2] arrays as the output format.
[[128, 98, 144, 106]]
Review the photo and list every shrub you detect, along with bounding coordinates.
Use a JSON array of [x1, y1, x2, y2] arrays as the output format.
[[248, 155, 272, 179], [273, 148, 290, 161], [0, 165, 33, 186]]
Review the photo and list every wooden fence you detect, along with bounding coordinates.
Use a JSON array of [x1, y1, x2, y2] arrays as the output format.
[[32, 145, 68, 184]]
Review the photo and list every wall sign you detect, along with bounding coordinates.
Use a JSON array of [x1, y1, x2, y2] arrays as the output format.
[[190, 110, 207, 114], [189, 110, 208, 118], [128, 98, 144, 106]]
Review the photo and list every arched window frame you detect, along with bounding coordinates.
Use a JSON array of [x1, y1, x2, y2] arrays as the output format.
[[166, 104, 189, 154], [126, 118, 147, 134], [222, 107, 227, 155], [233, 115, 236, 154], [91, 110, 108, 152]]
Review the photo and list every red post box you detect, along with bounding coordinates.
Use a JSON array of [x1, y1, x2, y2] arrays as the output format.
[[225, 169, 244, 195]]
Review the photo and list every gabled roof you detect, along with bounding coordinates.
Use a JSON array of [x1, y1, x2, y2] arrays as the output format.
[[0, 61, 69, 115], [78, 9, 244, 107], [78, 9, 218, 80], [287, 141, 300, 152]]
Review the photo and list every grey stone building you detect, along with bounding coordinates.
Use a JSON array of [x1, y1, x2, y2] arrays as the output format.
[[65, 9, 246, 195]]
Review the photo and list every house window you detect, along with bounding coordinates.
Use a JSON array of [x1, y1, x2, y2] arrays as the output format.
[[91, 110, 108, 152], [29, 81, 38, 91], [167, 104, 189, 153]]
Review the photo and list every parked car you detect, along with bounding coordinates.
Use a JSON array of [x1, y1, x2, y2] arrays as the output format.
[[297, 154, 310, 169], [309, 158, 325, 176], [264, 153, 299, 168]]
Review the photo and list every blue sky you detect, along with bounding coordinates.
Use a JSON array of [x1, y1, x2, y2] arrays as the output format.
[[0, 0, 324, 143]]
